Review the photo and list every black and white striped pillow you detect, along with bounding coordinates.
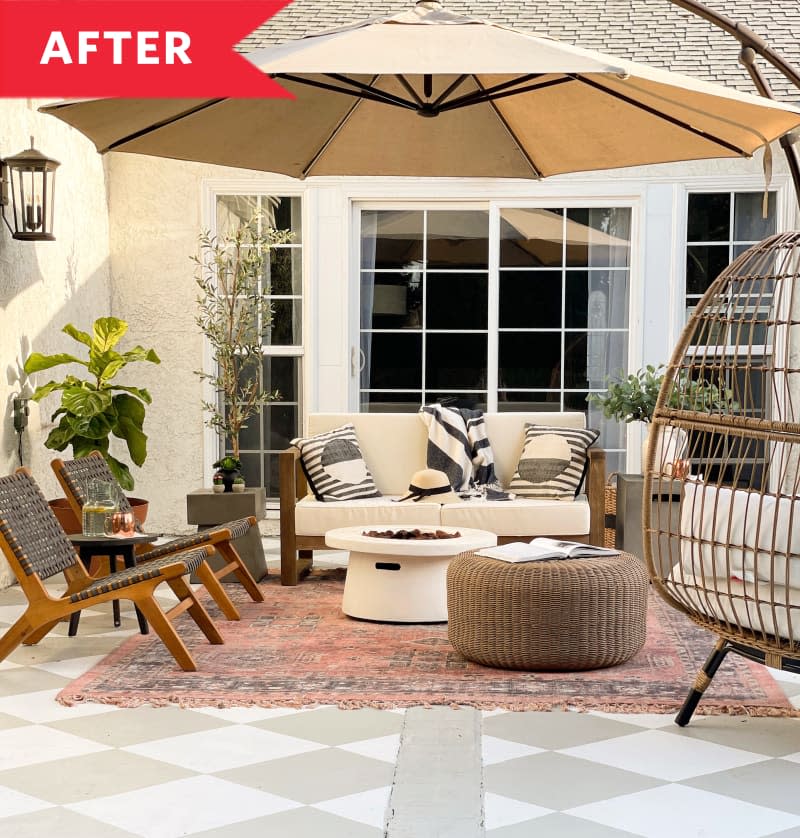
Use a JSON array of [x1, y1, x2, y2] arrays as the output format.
[[508, 424, 599, 500], [291, 424, 381, 502]]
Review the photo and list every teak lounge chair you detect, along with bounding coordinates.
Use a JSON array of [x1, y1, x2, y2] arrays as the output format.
[[0, 469, 223, 671], [51, 452, 265, 616]]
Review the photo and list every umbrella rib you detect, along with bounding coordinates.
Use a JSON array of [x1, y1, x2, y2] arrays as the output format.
[[275, 73, 418, 111], [438, 76, 573, 114], [472, 76, 543, 178], [103, 99, 227, 152], [431, 75, 471, 109], [570, 75, 749, 156], [395, 75, 425, 108]]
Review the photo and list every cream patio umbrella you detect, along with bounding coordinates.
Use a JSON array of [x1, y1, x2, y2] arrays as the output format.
[[41, 1, 800, 179]]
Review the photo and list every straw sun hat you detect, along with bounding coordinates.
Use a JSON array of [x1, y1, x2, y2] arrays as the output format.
[[396, 469, 462, 504]]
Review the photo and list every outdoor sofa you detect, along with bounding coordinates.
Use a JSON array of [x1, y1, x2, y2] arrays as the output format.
[[279, 412, 606, 585]]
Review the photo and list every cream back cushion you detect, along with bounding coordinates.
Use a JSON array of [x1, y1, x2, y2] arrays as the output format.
[[306, 412, 587, 495]]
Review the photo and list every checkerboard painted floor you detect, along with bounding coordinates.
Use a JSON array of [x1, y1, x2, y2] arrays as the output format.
[[2, 539, 800, 837]]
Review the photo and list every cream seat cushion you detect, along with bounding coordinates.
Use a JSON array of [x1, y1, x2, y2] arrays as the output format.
[[440, 496, 590, 537], [295, 496, 441, 536]]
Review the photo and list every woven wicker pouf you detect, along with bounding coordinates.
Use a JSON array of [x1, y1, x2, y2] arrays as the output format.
[[447, 551, 649, 671]]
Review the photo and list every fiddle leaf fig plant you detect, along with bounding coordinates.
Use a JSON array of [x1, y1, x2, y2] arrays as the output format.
[[23, 316, 160, 490]]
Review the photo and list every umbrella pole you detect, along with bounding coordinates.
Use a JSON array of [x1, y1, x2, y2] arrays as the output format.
[[668, 0, 800, 206]]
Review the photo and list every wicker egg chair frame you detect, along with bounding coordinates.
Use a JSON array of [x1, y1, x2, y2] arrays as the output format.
[[644, 231, 800, 726]]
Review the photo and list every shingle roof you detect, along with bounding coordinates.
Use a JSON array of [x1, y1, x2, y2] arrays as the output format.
[[239, 1, 800, 101]]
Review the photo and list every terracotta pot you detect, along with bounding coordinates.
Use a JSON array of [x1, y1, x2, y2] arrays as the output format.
[[48, 496, 149, 534]]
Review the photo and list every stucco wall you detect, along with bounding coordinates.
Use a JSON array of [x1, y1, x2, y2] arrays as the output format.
[[0, 99, 112, 587]]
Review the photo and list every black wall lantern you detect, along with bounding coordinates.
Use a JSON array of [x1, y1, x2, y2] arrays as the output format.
[[0, 138, 60, 242]]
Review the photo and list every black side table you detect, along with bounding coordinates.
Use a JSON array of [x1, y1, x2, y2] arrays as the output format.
[[68, 533, 156, 636]]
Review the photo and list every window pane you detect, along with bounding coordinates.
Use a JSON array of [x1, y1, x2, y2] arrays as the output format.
[[566, 331, 627, 390], [427, 272, 488, 329], [425, 333, 487, 390], [264, 299, 302, 345], [499, 332, 561, 389], [215, 195, 259, 235], [500, 270, 561, 328], [734, 192, 776, 241], [361, 271, 422, 329], [565, 208, 631, 268], [362, 333, 422, 389], [268, 247, 302, 295], [264, 454, 280, 498], [361, 392, 422, 412], [565, 270, 629, 329], [264, 356, 300, 402], [361, 210, 423, 268], [238, 411, 261, 451], [426, 210, 489, 268], [237, 453, 261, 487], [428, 393, 487, 410], [267, 196, 302, 242], [686, 245, 729, 295], [498, 392, 561, 411], [500, 208, 564, 268], [265, 404, 298, 450], [688, 193, 730, 241]]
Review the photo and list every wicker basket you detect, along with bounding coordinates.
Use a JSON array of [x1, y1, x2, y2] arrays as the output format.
[[604, 472, 618, 549]]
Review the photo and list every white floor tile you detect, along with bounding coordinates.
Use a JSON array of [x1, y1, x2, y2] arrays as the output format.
[[31, 655, 108, 680], [0, 604, 26, 624], [123, 723, 326, 772], [0, 725, 110, 770], [559, 729, 769, 781], [0, 659, 21, 671], [0, 689, 117, 723], [483, 792, 553, 830], [0, 784, 54, 818], [769, 668, 800, 685], [482, 735, 545, 765], [313, 785, 392, 829], [339, 734, 401, 763], [566, 783, 800, 838], [67, 774, 300, 838]]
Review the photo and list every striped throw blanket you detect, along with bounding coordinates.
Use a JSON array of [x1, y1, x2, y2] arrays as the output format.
[[419, 404, 497, 492]]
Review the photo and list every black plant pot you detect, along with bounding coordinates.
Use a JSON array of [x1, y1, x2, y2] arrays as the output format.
[[221, 469, 239, 493]]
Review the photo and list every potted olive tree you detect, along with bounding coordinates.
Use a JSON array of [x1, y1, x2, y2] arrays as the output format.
[[589, 364, 735, 472], [194, 216, 292, 489], [23, 316, 160, 528]]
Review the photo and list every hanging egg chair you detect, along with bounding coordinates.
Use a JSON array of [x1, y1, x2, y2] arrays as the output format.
[[645, 230, 800, 725]]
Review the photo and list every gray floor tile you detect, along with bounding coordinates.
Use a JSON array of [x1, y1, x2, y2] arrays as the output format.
[[765, 828, 800, 837], [0, 710, 28, 729], [0, 667, 68, 697], [684, 758, 800, 815], [488, 813, 642, 837], [485, 752, 665, 810], [483, 710, 643, 750], [189, 806, 382, 837], [217, 747, 394, 803], [8, 633, 126, 664], [49, 706, 232, 747], [0, 806, 141, 838], [0, 748, 195, 803], [253, 706, 404, 745], [670, 715, 800, 757]]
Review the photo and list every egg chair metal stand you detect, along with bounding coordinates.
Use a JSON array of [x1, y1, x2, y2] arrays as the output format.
[[645, 231, 800, 725]]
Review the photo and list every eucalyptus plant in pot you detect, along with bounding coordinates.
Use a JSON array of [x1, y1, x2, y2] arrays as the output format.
[[23, 316, 160, 528], [194, 216, 292, 490], [588, 364, 735, 473]]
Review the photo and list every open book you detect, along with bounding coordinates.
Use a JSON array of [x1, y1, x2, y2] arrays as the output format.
[[476, 538, 620, 563]]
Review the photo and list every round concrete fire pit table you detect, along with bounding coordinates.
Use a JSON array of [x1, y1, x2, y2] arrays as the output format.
[[325, 525, 497, 623]]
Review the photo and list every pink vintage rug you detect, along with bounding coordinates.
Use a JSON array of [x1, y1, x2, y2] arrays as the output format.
[[57, 569, 795, 715]]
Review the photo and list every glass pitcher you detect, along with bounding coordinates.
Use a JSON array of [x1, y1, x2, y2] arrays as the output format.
[[81, 479, 118, 537]]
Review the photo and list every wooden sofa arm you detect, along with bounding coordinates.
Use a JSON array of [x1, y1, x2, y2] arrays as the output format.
[[586, 447, 607, 547]]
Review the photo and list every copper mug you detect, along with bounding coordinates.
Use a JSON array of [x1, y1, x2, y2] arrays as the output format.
[[104, 510, 136, 537]]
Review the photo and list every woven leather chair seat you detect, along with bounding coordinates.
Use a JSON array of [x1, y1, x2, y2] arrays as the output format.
[[447, 551, 648, 671]]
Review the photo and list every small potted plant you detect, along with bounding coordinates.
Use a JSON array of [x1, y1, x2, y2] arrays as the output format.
[[212, 456, 242, 493], [212, 472, 225, 494], [232, 475, 246, 493]]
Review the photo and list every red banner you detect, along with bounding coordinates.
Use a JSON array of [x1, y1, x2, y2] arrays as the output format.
[[0, 0, 293, 97]]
